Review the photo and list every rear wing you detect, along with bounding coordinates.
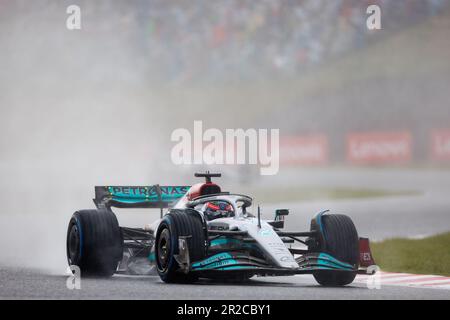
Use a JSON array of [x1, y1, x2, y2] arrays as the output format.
[[94, 185, 190, 210]]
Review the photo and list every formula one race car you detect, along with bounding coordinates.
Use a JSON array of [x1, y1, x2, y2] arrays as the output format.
[[66, 172, 376, 286]]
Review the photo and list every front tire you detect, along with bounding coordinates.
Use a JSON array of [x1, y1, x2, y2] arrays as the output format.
[[310, 213, 359, 286], [155, 210, 206, 283], [66, 209, 123, 277]]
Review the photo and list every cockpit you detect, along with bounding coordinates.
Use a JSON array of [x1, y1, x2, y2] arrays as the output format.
[[187, 194, 253, 221], [172, 172, 253, 221]]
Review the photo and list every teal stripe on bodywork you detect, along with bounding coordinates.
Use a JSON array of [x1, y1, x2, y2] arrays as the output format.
[[219, 266, 255, 270], [193, 259, 238, 270], [209, 238, 257, 251], [108, 186, 189, 203], [192, 252, 233, 269], [317, 253, 354, 270], [195, 259, 238, 270], [210, 238, 242, 246]]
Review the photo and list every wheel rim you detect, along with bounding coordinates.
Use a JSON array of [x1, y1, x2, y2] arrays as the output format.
[[157, 228, 171, 272], [67, 223, 80, 265]]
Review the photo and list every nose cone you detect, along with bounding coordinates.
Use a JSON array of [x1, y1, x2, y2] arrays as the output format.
[[243, 219, 298, 269]]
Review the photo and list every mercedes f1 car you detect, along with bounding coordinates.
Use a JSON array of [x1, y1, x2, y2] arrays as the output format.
[[66, 172, 376, 286]]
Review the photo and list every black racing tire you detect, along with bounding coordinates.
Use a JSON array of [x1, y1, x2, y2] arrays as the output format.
[[155, 209, 206, 283], [66, 209, 123, 277], [311, 214, 359, 286]]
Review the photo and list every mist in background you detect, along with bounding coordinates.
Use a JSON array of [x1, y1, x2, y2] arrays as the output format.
[[1, 0, 449, 273]]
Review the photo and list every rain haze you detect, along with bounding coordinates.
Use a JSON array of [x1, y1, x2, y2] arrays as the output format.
[[0, 0, 449, 289]]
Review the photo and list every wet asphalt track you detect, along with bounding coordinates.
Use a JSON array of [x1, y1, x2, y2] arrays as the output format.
[[0, 268, 449, 300]]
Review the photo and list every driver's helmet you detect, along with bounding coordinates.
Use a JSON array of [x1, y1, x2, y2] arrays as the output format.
[[203, 201, 234, 221]]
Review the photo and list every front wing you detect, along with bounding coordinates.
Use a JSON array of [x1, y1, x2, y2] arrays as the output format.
[[189, 251, 356, 277]]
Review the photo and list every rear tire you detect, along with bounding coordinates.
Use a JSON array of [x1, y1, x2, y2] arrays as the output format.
[[311, 214, 359, 286], [155, 210, 206, 283], [66, 209, 123, 277]]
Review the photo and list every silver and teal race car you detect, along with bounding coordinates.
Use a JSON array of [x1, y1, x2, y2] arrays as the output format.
[[66, 172, 376, 286]]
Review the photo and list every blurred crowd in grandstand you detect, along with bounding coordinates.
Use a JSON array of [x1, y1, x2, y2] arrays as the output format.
[[137, 0, 449, 82], [3, 0, 449, 83]]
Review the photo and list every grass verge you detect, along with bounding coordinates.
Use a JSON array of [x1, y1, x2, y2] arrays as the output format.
[[371, 233, 450, 276]]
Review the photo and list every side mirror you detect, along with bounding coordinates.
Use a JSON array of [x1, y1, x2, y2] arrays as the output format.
[[275, 209, 289, 221]]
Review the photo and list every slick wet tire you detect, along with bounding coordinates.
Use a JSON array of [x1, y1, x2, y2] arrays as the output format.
[[155, 210, 206, 283], [66, 209, 123, 277], [312, 214, 359, 286]]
